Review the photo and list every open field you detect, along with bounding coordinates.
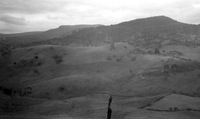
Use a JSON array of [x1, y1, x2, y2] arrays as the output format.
[[0, 41, 200, 118]]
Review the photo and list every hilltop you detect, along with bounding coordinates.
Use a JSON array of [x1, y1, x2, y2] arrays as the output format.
[[0, 24, 101, 47], [14, 15, 200, 48]]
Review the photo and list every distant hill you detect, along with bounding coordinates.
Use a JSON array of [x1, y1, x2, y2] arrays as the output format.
[[27, 16, 200, 48], [0, 24, 101, 47], [1, 16, 200, 48], [38, 25, 101, 40], [1, 31, 42, 37]]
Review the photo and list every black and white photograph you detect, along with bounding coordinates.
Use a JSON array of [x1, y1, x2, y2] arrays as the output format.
[[0, 0, 200, 119]]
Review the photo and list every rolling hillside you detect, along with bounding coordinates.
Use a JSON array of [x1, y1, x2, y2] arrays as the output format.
[[26, 16, 200, 47], [0, 24, 101, 47], [0, 16, 200, 119], [0, 42, 200, 118]]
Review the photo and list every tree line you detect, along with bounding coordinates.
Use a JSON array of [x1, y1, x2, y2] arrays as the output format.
[[0, 86, 32, 97]]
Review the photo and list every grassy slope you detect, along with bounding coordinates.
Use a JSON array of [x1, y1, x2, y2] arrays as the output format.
[[1, 42, 200, 118], [145, 94, 200, 110]]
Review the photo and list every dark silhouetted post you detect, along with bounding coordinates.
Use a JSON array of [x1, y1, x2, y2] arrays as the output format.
[[107, 96, 112, 119]]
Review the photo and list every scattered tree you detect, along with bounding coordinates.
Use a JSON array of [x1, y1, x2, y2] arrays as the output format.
[[34, 70, 39, 74], [171, 64, 178, 71], [174, 107, 178, 111], [34, 56, 39, 59], [58, 86, 65, 92], [52, 55, 63, 64], [106, 56, 113, 61], [0, 86, 32, 97], [169, 107, 173, 112], [155, 48, 160, 54], [110, 41, 115, 50], [0, 42, 12, 58]]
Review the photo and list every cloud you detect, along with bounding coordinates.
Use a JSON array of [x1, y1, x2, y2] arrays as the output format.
[[0, 0, 75, 14], [0, 21, 27, 33], [0, 14, 26, 25]]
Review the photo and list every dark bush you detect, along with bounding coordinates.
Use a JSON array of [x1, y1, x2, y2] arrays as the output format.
[[52, 55, 63, 64], [27, 48, 33, 51], [169, 51, 183, 56], [116, 56, 122, 62], [109, 41, 115, 50], [0, 43, 12, 58], [171, 64, 178, 70], [174, 107, 178, 111], [19, 59, 28, 66], [24, 87, 32, 95], [3, 88, 13, 96], [58, 86, 65, 92], [50, 47, 54, 50], [37, 62, 42, 66], [34, 56, 39, 59], [186, 108, 192, 111], [169, 107, 173, 111], [131, 57, 136, 61], [16, 90, 22, 96], [1, 87, 31, 97], [34, 70, 39, 74], [155, 48, 160, 54], [147, 50, 154, 54], [106, 56, 113, 61]]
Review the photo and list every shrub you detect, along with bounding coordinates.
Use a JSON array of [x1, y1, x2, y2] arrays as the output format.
[[169, 51, 183, 56], [0, 42, 12, 58], [163, 64, 170, 72], [34, 70, 39, 74], [106, 56, 113, 61], [34, 56, 39, 59], [19, 59, 28, 66], [4, 88, 13, 96], [186, 108, 192, 111], [171, 64, 178, 70], [174, 107, 178, 111], [116, 57, 122, 62], [147, 50, 154, 54], [129, 69, 133, 74], [0, 42, 12, 66], [44, 92, 51, 99], [49, 47, 54, 50], [24, 87, 32, 95], [169, 107, 173, 111], [131, 57, 136, 61], [27, 48, 33, 51], [52, 55, 62, 64], [37, 62, 42, 66], [155, 48, 160, 54], [58, 86, 65, 92], [109, 41, 115, 50]]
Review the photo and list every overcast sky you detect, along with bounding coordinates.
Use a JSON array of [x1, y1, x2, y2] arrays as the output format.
[[0, 0, 200, 33]]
